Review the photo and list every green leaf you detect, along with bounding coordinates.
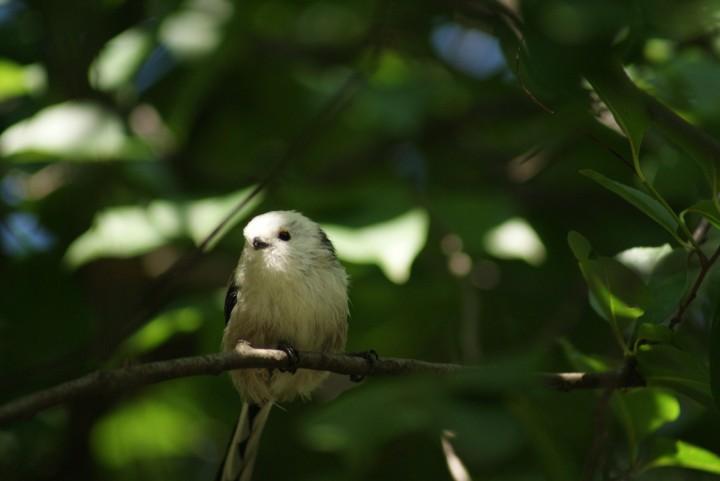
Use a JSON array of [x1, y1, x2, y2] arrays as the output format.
[[581, 256, 648, 341], [623, 390, 680, 440], [91, 389, 211, 467], [612, 389, 680, 462], [585, 59, 652, 162], [615, 244, 674, 282], [587, 59, 720, 202], [119, 305, 204, 356], [581, 170, 684, 244], [64, 187, 261, 267], [682, 199, 720, 231], [644, 93, 720, 201], [636, 343, 712, 407], [0, 100, 151, 161], [0, 57, 38, 101], [557, 338, 615, 372], [616, 245, 689, 326], [635, 323, 675, 344], [483, 217, 547, 266], [90, 28, 153, 92], [711, 302, 720, 411], [642, 438, 720, 475], [567, 230, 592, 260], [568, 231, 650, 352]]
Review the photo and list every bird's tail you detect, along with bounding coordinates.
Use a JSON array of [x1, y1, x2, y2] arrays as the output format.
[[217, 402, 273, 481]]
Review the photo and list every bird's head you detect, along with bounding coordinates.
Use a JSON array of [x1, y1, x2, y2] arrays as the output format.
[[242, 210, 337, 272]]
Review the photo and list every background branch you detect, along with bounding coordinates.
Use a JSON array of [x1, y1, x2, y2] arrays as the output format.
[[0, 344, 645, 427]]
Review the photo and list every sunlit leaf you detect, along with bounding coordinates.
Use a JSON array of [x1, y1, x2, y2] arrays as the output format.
[[0, 58, 27, 100], [431, 192, 519, 251], [581, 170, 683, 244], [119, 306, 204, 356], [615, 245, 673, 279], [483, 217, 547, 266], [557, 338, 615, 372], [0, 101, 150, 161], [613, 389, 680, 461], [64, 187, 260, 267], [616, 245, 689, 325], [185, 189, 262, 249], [642, 438, 720, 475], [90, 28, 153, 92], [0, 58, 44, 101], [65, 203, 177, 266], [91, 390, 209, 467], [583, 262, 648, 328], [323, 208, 429, 284], [636, 343, 712, 407], [635, 323, 675, 344], [625, 390, 680, 440], [568, 231, 650, 352], [159, 0, 234, 59]]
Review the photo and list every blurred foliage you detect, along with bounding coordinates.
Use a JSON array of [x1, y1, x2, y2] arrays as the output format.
[[2, 0, 720, 480]]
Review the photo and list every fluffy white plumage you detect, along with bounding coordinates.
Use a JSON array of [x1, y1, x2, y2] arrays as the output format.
[[219, 211, 349, 481]]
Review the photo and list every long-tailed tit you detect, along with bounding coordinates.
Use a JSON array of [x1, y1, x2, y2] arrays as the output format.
[[218, 211, 349, 481]]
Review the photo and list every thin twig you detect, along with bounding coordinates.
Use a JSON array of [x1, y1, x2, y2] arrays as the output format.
[[692, 217, 711, 246], [0, 345, 646, 427], [579, 357, 644, 480], [582, 386, 614, 481], [542, 370, 645, 392], [510, 28, 635, 172], [670, 242, 720, 329]]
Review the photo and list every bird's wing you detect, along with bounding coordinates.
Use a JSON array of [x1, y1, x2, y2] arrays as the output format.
[[224, 271, 239, 325]]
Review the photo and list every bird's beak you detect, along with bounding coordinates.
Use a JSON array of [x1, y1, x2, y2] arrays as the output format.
[[252, 237, 270, 250]]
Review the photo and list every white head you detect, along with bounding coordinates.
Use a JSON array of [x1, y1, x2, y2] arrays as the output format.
[[241, 210, 338, 273]]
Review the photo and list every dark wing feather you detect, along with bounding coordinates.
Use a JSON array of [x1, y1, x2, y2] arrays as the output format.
[[224, 272, 239, 325], [318, 228, 337, 258]]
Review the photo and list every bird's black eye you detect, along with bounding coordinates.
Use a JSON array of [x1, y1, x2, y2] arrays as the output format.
[[278, 230, 291, 241]]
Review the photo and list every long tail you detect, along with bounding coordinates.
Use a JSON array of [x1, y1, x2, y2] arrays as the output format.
[[217, 402, 273, 481]]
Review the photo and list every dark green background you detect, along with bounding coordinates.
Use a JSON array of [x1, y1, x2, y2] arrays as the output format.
[[1, 0, 719, 480]]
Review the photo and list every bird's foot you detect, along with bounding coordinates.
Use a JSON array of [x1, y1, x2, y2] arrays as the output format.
[[348, 349, 379, 382], [276, 339, 300, 374]]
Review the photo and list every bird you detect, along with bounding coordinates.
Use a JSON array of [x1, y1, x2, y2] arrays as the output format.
[[218, 210, 349, 481]]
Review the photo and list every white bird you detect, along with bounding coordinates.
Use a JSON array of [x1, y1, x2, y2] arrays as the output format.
[[218, 210, 349, 481]]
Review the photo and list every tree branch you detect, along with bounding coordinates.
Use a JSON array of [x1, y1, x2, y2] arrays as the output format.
[[542, 371, 644, 392], [0, 344, 645, 427]]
